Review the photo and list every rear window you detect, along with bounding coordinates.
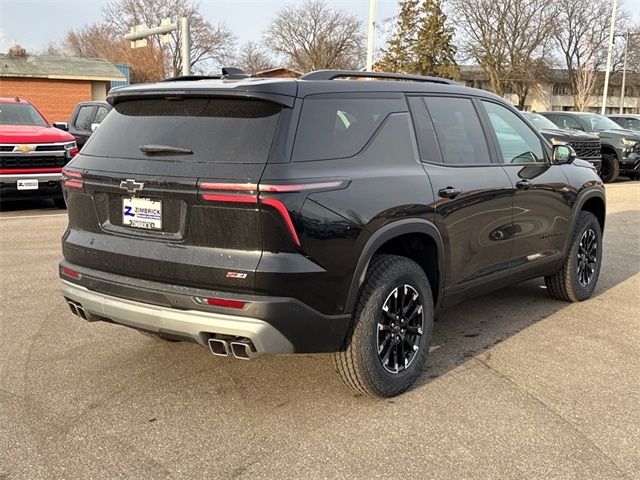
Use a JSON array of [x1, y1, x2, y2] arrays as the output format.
[[292, 97, 405, 161], [82, 98, 281, 163]]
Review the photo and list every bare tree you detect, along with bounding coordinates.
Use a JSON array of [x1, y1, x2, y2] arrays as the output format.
[[265, 0, 365, 72], [65, 23, 165, 83], [237, 41, 275, 75], [451, 0, 557, 107], [554, 0, 627, 109], [102, 0, 236, 76]]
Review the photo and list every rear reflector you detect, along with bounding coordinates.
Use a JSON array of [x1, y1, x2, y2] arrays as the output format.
[[61, 266, 82, 280], [259, 180, 346, 193], [204, 298, 246, 309]]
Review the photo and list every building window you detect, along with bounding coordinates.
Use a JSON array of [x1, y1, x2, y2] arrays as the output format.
[[552, 83, 571, 95]]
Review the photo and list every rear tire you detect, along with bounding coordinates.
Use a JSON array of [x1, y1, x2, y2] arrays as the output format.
[[599, 154, 619, 183], [334, 255, 434, 397], [545, 211, 602, 302]]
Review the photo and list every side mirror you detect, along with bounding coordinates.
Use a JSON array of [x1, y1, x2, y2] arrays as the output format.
[[553, 144, 576, 165], [90, 123, 100, 132], [53, 122, 68, 131]]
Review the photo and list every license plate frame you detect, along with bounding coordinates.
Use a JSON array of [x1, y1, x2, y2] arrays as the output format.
[[17, 179, 39, 190], [122, 197, 162, 230]]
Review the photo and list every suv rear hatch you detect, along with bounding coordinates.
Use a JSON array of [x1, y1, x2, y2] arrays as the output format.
[[62, 95, 289, 294]]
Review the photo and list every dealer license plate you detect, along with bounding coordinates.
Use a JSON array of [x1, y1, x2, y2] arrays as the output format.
[[122, 197, 162, 230], [17, 179, 38, 190]]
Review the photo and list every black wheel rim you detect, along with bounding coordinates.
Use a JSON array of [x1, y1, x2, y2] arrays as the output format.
[[377, 284, 424, 374], [577, 228, 597, 286], [601, 159, 611, 179]]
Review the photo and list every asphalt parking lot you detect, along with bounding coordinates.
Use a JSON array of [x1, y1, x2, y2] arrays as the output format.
[[1, 181, 638, 480]]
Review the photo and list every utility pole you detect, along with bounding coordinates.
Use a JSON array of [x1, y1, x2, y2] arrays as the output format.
[[601, 0, 618, 115], [366, 0, 377, 71], [124, 17, 191, 76]]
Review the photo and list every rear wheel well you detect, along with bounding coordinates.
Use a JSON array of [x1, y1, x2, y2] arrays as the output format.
[[581, 197, 605, 231], [372, 233, 440, 305]]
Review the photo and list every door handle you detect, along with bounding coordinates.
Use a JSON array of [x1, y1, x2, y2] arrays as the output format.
[[438, 186, 462, 199], [516, 180, 531, 190]]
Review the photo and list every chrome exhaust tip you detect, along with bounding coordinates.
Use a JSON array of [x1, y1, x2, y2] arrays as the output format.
[[208, 338, 229, 357], [230, 341, 256, 360], [67, 301, 79, 317]]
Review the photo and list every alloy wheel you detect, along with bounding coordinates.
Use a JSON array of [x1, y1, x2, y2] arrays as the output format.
[[377, 284, 424, 374], [577, 228, 598, 286]]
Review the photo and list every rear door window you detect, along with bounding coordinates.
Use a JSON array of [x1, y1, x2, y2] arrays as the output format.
[[423, 96, 492, 165], [82, 98, 281, 164], [292, 97, 405, 161]]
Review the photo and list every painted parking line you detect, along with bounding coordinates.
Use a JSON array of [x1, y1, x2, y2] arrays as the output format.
[[0, 213, 68, 220]]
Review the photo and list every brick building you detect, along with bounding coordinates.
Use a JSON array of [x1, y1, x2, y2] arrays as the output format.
[[253, 67, 302, 79], [0, 50, 126, 123]]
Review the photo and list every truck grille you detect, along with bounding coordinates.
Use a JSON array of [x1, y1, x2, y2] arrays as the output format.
[[0, 143, 70, 171], [0, 155, 67, 170], [569, 141, 601, 160]]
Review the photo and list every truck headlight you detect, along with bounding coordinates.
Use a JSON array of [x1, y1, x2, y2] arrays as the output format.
[[550, 138, 569, 146], [621, 138, 638, 148]]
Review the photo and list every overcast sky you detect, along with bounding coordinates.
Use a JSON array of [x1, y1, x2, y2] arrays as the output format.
[[1, 0, 639, 59]]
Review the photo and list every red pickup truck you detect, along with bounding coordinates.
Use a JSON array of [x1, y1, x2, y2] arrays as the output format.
[[0, 97, 78, 208]]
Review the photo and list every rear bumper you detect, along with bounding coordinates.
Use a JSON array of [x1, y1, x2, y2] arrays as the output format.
[[59, 262, 351, 354]]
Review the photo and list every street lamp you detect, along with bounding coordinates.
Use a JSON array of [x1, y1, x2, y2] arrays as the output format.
[[601, 0, 618, 115]]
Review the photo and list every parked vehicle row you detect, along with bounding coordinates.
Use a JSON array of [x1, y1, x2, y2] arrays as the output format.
[[539, 111, 640, 182], [58, 69, 605, 397]]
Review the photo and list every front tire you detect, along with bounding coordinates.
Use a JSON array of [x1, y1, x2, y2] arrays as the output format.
[[600, 154, 619, 183], [334, 255, 434, 397], [545, 211, 602, 302]]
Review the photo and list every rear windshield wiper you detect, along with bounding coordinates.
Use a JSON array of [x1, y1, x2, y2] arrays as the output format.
[[138, 144, 193, 155]]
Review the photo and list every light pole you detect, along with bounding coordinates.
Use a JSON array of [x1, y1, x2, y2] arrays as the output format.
[[601, 0, 618, 115], [124, 17, 191, 76], [619, 31, 639, 114], [366, 0, 377, 71]]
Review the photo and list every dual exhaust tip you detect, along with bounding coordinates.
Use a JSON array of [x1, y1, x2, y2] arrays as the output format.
[[67, 299, 88, 320], [208, 338, 257, 360]]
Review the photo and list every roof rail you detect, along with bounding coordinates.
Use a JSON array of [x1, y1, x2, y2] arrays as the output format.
[[299, 70, 454, 85], [161, 68, 250, 83], [161, 75, 222, 82]]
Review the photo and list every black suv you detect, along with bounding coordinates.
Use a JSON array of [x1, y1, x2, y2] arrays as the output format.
[[521, 112, 602, 172], [59, 70, 605, 397], [540, 111, 640, 182], [607, 114, 640, 133]]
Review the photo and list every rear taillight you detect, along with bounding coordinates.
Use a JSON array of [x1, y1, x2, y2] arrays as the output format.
[[198, 179, 349, 248], [62, 169, 84, 190]]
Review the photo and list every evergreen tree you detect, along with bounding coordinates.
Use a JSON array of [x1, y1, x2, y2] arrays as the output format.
[[377, 0, 420, 73], [378, 0, 458, 79], [414, 0, 458, 78]]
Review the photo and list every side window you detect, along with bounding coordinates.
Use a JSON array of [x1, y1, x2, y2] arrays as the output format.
[[482, 101, 545, 164], [292, 97, 405, 161], [558, 115, 584, 131], [407, 96, 442, 163], [94, 106, 109, 124], [73, 106, 95, 131], [424, 96, 491, 165]]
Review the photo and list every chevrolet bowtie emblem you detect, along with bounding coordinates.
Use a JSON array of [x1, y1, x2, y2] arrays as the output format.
[[16, 145, 35, 153], [119, 179, 144, 194]]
